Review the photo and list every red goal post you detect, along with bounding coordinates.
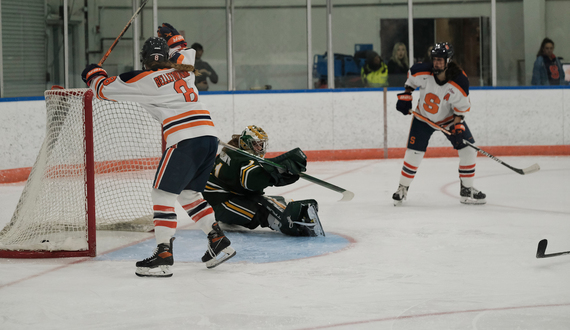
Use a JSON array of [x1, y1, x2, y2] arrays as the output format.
[[0, 88, 163, 258]]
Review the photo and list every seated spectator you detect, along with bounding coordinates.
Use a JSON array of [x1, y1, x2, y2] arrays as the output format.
[[361, 51, 388, 87], [531, 38, 567, 86], [387, 42, 409, 87], [190, 43, 219, 91]]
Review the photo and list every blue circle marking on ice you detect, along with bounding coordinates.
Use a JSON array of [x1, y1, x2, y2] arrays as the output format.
[[95, 230, 352, 263]]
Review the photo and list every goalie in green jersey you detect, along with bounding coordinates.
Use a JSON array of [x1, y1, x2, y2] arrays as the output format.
[[203, 125, 324, 237]]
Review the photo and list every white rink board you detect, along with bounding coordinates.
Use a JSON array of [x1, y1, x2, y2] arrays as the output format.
[[1, 88, 569, 170]]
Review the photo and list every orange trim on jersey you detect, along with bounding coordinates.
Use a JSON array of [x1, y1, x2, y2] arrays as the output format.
[[163, 110, 211, 126], [403, 161, 418, 170], [412, 71, 432, 77], [163, 120, 215, 141], [449, 81, 467, 97], [192, 207, 214, 222], [153, 147, 175, 189], [459, 164, 476, 170], [435, 115, 455, 125], [153, 205, 175, 212], [94, 77, 112, 101], [125, 70, 167, 84], [453, 106, 470, 113], [153, 220, 177, 228], [459, 173, 475, 178], [175, 54, 185, 64]]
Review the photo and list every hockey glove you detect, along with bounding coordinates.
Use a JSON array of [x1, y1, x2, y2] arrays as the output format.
[[268, 148, 307, 175], [81, 64, 108, 87], [449, 123, 467, 149], [274, 173, 300, 187], [396, 92, 413, 115], [157, 23, 187, 48]]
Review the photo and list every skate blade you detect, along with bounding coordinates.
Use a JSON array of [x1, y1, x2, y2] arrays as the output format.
[[205, 247, 237, 269], [135, 265, 173, 277], [460, 197, 486, 205], [393, 199, 403, 206]]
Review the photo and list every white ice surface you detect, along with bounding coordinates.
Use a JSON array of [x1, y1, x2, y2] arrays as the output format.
[[1, 156, 570, 330]]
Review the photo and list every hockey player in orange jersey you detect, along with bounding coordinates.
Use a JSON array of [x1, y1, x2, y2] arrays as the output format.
[[392, 42, 486, 206], [81, 34, 235, 277]]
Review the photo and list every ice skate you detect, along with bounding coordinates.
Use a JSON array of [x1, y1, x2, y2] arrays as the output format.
[[460, 184, 486, 205], [135, 237, 175, 277], [202, 222, 236, 268], [392, 184, 409, 206]]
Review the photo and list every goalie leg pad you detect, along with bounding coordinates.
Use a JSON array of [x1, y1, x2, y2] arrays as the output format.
[[256, 196, 324, 237], [281, 199, 325, 237]]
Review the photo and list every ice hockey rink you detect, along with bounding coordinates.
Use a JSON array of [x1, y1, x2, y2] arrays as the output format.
[[1, 155, 569, 330]]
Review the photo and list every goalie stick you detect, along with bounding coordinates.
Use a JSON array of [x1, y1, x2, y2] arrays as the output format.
[[536, 239, 570, 258], [411, 111, 540, 175], [218, 141, 354, 202], [98, 0, 149, 66]]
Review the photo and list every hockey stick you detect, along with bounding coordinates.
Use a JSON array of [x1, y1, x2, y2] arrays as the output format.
[[98, 0, 149, 66], [536, 239, 570, 258], [411, 111, 540, 175], [218, 141, 354, 202]]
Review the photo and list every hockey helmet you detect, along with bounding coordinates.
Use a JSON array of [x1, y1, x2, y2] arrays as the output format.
[[239, 125, 268, 157], [141, 37, 169, 69], [431, 42, 454, 74]]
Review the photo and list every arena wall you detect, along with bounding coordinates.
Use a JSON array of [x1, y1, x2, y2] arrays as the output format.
[[0, 87, 569, 181]]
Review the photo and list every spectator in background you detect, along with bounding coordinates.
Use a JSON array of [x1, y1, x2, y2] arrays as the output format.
[[361, 51, 388, 87], [531, 38, 566, 86], [422, 45, 434, 63], [190, 43, 219, 91], [387, 42, 409, 87]]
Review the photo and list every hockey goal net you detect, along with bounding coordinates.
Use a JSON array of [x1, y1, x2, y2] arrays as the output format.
[[0, 88, 163, 258]]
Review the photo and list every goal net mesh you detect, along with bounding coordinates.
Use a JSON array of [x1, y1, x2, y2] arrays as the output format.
[[0, 88, 162, 252]]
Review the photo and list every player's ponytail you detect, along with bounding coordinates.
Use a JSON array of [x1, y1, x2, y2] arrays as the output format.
[[166, 62, 201, 76], [145, 61, 201, 76]]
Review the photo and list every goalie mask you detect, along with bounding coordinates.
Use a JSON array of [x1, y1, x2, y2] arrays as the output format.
[[239, 125, 268, 157], [431, 42, 454, 75], [141, 37, 169, 70]]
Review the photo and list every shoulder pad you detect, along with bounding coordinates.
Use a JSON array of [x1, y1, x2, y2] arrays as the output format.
[[409, 62, 433, 76], [119, 70, 147, 83], [449, 72, 469, 96]]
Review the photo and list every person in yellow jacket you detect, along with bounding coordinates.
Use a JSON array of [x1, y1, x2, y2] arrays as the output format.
[[361, 51, 388, 87]]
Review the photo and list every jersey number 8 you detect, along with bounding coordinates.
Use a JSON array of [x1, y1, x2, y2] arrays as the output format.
[[174, 80, 198, 102]]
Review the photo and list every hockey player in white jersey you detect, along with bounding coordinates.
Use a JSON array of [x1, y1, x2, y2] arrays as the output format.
[[81, 36, 236, 277], [392, 42, 486, 205]]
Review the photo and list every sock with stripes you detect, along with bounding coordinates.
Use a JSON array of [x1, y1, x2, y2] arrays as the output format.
[[398, 149, 425, 187], [178, 190, 216, 234], [151, 188, 178, 245], [458, 146, 477, 187]]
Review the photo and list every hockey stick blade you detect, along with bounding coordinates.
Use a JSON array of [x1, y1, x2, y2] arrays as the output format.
[[536, 239, 570, 258], [522, 163, 540, 175], [218, 141, 354, 201]]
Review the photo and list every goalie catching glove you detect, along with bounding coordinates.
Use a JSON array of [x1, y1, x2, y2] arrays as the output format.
[[157, 23, 187, 49], [267, 147, 307, 175], [264, 147, 307, 186], [81, 64, 108, 87]]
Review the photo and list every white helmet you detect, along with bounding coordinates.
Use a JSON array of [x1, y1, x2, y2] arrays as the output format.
[[239, 125, 268, 157]]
